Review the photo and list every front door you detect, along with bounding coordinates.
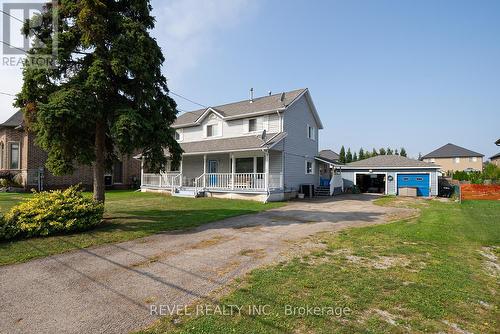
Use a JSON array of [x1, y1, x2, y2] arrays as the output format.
[[208, 160, 218, 186]]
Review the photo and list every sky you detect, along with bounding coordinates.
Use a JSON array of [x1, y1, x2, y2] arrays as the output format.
[[1, 0, 499, 159]]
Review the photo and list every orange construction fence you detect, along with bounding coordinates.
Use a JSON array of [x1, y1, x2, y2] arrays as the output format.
[[460, 184, 500, 200]]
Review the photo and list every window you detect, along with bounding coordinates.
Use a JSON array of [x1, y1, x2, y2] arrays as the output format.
[[248, 118, 257, 132], [0, 142, 3, 169], [112, 160, 123, 184], [454, 157, 460, 163], [307, 125, 316, 140], [430, 158, 435, 163], [174, 129, 183, 141], [403, 177, 409, 181], [206, 124, 219, 137], [235, 158, 254, 173], [256, 157, 264, 173], [416, 177, 423, 181], [9, 142, 20, 169], [305, 161, 314, 175], [469, 157, 477, 162]]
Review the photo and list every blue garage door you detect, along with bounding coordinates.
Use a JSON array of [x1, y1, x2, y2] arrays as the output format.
[[397, 174, 430, 197]]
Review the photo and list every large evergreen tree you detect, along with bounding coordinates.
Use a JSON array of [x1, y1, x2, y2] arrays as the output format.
[[339, 146, 346, 163], [400, 147, 407, 157], [386, 148, 394, 155], [358, 148, 365, 160], [379, 148, 386, 155], [15, 0, 181, 202], [346, 148, 353, 163], [353, 152, 358, 161], [371, 148, 378, 156]]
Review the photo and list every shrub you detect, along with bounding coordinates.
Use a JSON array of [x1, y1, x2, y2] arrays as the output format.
[[0, 185, 104, 240]]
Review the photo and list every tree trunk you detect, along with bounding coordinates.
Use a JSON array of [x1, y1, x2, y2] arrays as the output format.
[[93, 120, 106, 203]]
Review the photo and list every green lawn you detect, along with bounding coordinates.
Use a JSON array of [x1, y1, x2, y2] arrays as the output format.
[[0, 191, 283, 266], [141, 198, 499, 334]]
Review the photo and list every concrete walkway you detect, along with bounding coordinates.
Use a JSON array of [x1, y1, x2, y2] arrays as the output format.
[[0, 194, 414, 334]]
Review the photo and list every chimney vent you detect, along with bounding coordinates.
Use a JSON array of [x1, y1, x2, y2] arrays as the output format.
[[280, 92, 285, 102], [249, 88, 254, 103], [268, 91, 272, 96]]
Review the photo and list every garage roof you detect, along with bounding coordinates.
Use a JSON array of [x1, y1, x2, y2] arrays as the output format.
[[343, 155, 439, 169]]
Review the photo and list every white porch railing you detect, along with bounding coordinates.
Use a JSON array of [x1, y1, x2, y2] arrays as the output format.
[[142, 172, 181, 189], [142, 172, 283, 192]]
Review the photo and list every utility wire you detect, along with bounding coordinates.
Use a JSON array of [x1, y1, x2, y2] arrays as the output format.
[[169, 91, 207, 108], [0, 9, 25, 23], [1, 40, 27, 54], [0, 91, 16, 97]]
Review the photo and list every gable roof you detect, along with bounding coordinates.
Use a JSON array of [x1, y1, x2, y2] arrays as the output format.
[[422, 143, 484, 159], [0, 110, 23, 128], [344, 155, 439, 169], [318, 149, 340, 162], [173, 88, 323, 129], [490, 153, 500, 160]]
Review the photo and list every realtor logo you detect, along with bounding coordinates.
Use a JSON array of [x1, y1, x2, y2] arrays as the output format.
[[1, 1, 58, 68]]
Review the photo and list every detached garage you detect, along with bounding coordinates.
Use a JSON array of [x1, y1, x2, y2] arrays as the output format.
[[340, 155, 440, 197]]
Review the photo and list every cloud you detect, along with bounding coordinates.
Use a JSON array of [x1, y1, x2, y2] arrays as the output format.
[[151, 0, 256, 84]]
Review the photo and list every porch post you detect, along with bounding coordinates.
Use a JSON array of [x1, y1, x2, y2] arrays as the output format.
[[264, 150, 269, 191], [140, 157, 144, 188], [179, 158, 183, 186], [203, 154, 207, 188], [231, 153, 235, 190]]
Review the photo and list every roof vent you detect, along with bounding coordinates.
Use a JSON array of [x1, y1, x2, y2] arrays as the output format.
[[249, 88, 254, 103], [268, 91, 272, 96], [280, 92, 285, 102]]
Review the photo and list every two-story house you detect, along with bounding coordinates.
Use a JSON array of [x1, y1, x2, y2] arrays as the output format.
[[140, 88, 323, 202], [422, 143, 484, 173]]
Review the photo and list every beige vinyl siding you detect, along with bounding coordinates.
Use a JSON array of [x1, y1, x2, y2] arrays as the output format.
[[424, 157, 483, 172]]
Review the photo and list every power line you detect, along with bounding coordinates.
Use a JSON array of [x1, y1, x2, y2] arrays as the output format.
[[0, 9, 25, 23], [169, 91, 207, 108], [1, 40, 27, 54], [0, 91, 16, 97]]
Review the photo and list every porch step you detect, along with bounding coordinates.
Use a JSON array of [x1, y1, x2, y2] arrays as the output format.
[[172, 188, 202, 198], [315, 186, 331, 197]]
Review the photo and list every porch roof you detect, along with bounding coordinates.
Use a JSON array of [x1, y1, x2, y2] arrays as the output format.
[[171, 132, 286, 155]]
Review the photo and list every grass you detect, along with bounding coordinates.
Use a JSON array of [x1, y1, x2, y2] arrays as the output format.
[[0, 190, 284, 266], [140, 198, 500, 334]]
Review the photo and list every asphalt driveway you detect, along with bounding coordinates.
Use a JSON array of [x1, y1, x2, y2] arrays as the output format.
[[0, 194, 415, 334]]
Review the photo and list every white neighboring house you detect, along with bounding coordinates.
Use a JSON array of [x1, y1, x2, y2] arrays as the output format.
[[140, 88, 324, 202]]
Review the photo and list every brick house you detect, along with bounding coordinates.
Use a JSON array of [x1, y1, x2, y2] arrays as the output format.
[[0, 111, 141, 190]]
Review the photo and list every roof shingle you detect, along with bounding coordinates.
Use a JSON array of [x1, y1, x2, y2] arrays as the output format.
[[0, 110, 23, 127], [344, 155, 439, 168], [422, 143, 483, 158], [174, 89, 306, 127]]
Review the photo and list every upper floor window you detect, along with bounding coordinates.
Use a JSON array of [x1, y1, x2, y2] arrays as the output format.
[[469, 157, 477, 162], [206, 124, 219, 137], [430, 158, 435, 163], [174, 129, 183, 141], [248, 118, 257, 132], [9, 142, 20, 169], [307, 125, 316, 140], [454, 157, 460, 163]]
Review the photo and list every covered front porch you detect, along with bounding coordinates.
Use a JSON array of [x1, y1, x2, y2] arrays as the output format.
[[141, 149, 284, 194]]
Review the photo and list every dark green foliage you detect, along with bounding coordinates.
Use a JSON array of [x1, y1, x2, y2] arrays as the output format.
[[371, 148, 378, 156], [353, 152, 358, 161], [386, 147, 393, 155], [0, 186, 104, 240], [452, 164, 500, 183], [358, 148, 364, 160], [379, 148, 386, 155], [14, 0, 182, 200], [400, 147, 407, 157], [346, 148, 353, 163], [339, 146, 346, 163]]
